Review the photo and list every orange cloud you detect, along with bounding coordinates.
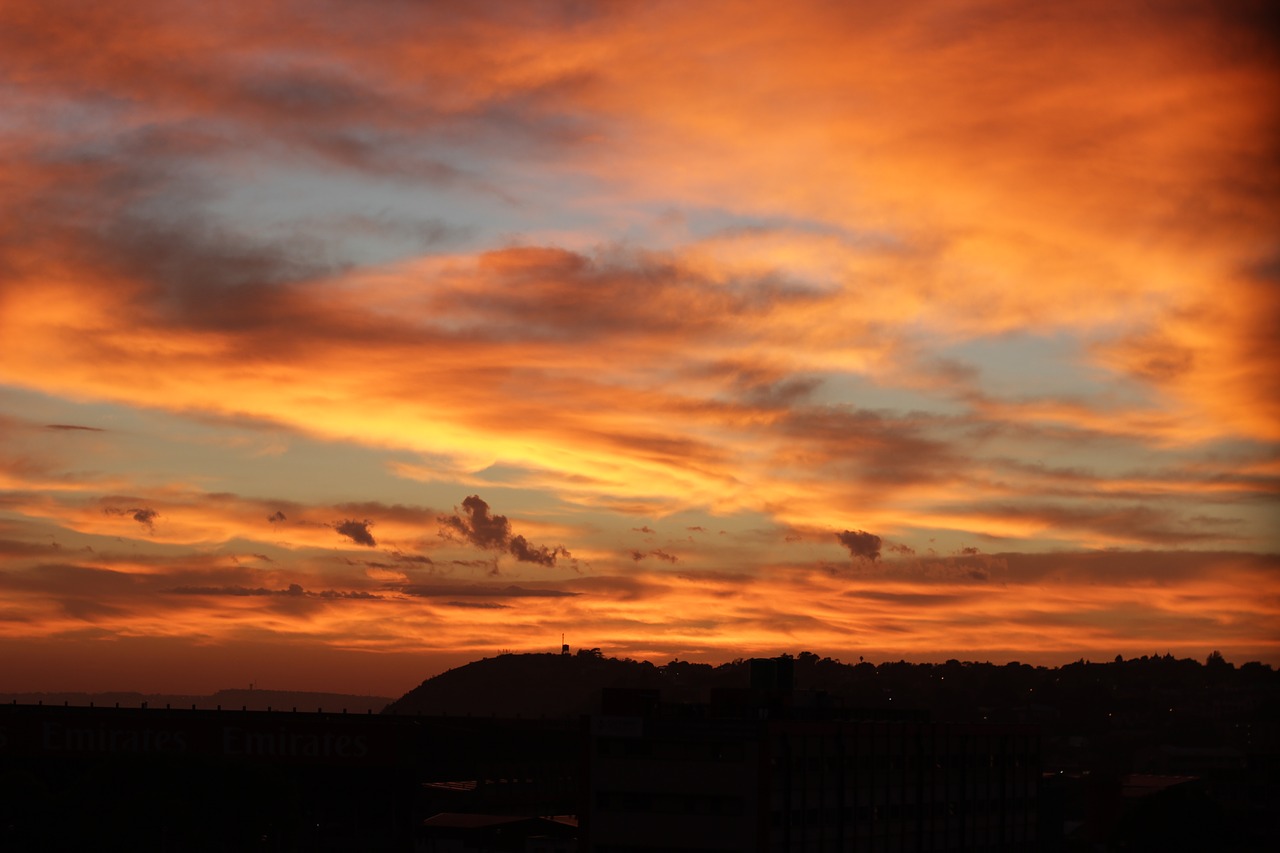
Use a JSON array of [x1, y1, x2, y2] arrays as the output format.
[[1, 1, 1276, 689]]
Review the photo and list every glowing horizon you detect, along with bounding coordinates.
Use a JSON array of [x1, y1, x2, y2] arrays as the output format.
[[1, 0, 1277, 695]]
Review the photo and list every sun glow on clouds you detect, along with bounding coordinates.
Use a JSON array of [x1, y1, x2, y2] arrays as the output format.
[[0, 0, 1277, 692]]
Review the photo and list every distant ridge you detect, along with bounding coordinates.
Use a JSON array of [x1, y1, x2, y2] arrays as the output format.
[[0, 688, 391, 714], [8, 651, 1273, 722]]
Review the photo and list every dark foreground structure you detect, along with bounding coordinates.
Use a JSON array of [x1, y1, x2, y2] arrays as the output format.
[[0, 702, 578, 851], [1, 698, 1037, 851], [4, 653, 1276, 850], [583, 682, 1039, 852]]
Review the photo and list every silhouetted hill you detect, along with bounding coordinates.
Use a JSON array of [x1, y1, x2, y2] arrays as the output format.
[[383, 650, 752, 716], [384, 650, 1280, 737]]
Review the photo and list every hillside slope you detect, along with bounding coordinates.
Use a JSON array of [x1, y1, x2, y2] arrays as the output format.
[[383, 651, 744, 716]]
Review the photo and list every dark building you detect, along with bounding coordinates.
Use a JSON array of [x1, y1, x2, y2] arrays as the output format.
[[4, 669, 1040, 852], [583, 687, 1040, 852], [0, 702, 581, 851]]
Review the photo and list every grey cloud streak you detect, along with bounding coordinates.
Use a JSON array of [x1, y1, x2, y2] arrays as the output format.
[[631, 549, 678, 563], [167, 583, 382, 600], [398, 584, 579, 599]]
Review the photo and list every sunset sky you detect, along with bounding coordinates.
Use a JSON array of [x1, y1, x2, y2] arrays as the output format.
[[2, 0, 1277, 695]]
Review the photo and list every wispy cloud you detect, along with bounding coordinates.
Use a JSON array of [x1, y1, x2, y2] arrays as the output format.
[[333, 519, 376, 548], [439, 495, 571, 567]]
